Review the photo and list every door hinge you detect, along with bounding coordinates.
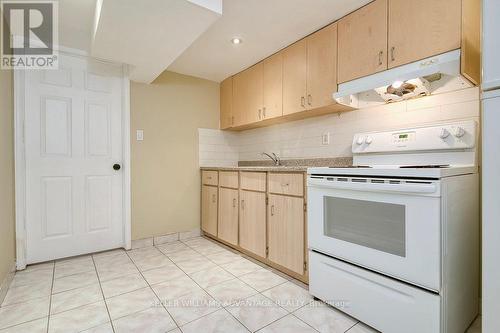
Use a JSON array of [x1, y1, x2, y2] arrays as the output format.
[[303, 202, 307, 212], [304, 261, 307, 271], [266, 246, 269, 256]]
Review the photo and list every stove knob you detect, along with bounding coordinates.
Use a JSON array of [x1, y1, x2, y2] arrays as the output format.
[[356, 137, 365, 145], [453, 126, 466, 138], [439, 128, 450, 139], [365, 136, 373, 144]]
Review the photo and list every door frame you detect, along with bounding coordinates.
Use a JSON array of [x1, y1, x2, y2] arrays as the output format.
[[14, 47, 132, 270]]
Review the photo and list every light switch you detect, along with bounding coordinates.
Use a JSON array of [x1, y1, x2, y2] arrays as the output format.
[[322, 132, 330, 145], [136, 130, 144, 141]]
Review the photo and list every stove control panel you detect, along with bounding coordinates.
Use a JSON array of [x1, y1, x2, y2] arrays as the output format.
[[352, 121, 477, 154]]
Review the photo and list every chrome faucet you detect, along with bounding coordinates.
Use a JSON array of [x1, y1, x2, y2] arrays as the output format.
[[262, 152, 281, 166]]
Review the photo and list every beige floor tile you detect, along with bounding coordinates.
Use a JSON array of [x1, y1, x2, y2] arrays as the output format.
[[347, 322, 380, 333], [127, 246, 162, 260], [105, 287, 158, 320], [2, 280, 52, 306], [80, 322, 114, 333], [166, 250, 205, 263], [112, 306, 177, 333], [0, 317, 47, 333], [101, 272, 148, 299], [10, 268, 53, 288], [92, 248, 125, 259], [176, 257, 218, 274], [238, 269, 288, 292], [56, 255, 93, 266], [294, 301, 357, 333], [156, 242, 189, 254], [52, 270, 99, 294], [22, 262, 54, 273], [97, 262, 139, 282], [54, 259, 95, 279], [50, 284, 103, 314], [180, 309, 248, 333], [227, 294, 288, 332], [133, 255, 174, 271], [142, 265, 187, 285], [257, 315, 317, 333], [221, 258, 262, 277], [164, 289, 220, 326], [189, 266, 235, 288], [205, 251, 242, 265], [151, 275, 202, 301], [94, 253, 132, 269], [0, 297, 49, 330], [48, 301, 109, 333], [191, 244, 227, 256], [205, 279, 258, 307], [262, 282, 313, 312]]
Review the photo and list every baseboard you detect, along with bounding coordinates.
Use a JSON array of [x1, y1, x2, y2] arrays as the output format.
[[0, 262, 16, 305], [131, 228, 201, 249]]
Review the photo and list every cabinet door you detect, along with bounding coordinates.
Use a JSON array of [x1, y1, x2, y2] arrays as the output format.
[[239, 191, 267, 258], [202, 185, 218, 236], [218, 188, 239, 246], [268, 195, 304, 275], [338, 0, 388, 83], [233, 63, 263, 126], [388, 0, 461, 68], [220, 77, 233, 129], [283, 40, 307, 115], [306, 23, 338, 110], [263, 52, 283, 120]]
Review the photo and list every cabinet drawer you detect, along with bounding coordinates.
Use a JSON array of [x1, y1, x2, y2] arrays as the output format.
[[269, 173, 304, 196], [202, 171, 218, 186], [240, 172, 267, 192], [219, 171, 239, 189]]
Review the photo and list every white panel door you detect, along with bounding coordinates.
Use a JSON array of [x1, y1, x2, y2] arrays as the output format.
[[24, 53, 126, 263]]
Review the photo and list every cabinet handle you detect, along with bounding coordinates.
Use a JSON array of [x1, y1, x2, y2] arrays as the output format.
[[390, 47, 396, 62], [233, 198, 236, 208], [231, 116, 234, 125], [301, 96, 305, 108], [307, 94, 312, 106], [271, 205, 275, 216], [263, 107, 266, 118], [378, 50, 383, 66], [212, 194, 216, 203], [241, 199, 245, 210], [281, 183, 289, 187], [258, 109, 262, 120]]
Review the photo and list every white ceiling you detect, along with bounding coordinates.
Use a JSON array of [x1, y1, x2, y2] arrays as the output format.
[[167, 0, 372, 82], [56, 0, 371, 83]]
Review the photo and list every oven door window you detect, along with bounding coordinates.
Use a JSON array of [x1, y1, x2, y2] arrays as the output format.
[[324, 197, 406, 257]]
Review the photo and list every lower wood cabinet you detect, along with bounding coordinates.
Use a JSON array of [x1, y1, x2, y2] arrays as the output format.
[[268, 194, 305, 276], [239, 190, 267, 258], [201, 185, 218, 236], [218, 188, 239, 246]]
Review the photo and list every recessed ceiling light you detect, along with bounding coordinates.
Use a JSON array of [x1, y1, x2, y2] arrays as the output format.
[[231, 37, 242, 45]]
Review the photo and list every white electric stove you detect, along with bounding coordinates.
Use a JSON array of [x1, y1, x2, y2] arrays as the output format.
[[307, 120, 479, 333]]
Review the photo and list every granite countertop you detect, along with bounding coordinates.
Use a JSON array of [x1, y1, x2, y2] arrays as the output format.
[[200, 157, 353, 172]]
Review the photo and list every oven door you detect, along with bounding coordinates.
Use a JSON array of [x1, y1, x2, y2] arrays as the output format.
[[307, 176, 441, 292]]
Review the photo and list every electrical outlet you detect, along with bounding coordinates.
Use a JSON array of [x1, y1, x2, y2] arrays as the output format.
[[322, 132, 330, 145], [136, 130, 144, 141]]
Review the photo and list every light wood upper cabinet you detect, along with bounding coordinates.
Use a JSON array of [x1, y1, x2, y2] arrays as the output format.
[[283, 39, 308, 116], [239, 190, 267, 257], [338, 0, 388, 83], [388, 0, 461, 69], [201, 185, 218, 236], [233, 63, 263, 126], [263, 52, 283, 120], [220, 77, 233, 129], [306, 23, 338, 109], [268, 194, 305, 275], [218, 188, 239, 246]]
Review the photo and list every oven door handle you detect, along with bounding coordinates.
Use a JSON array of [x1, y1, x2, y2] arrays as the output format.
[[307, 179, 438, 194]]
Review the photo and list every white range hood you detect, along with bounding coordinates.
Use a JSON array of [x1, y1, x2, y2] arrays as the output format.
[[334, 49, 473, 109]]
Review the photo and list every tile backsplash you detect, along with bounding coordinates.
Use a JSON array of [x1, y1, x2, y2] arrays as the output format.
[[199, 87, 480, 167]]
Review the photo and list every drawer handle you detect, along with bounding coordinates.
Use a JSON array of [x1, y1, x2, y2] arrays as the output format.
[[281, 183, 290, 187], [263, 107, 266, 118], [301, 96, 305, 108], [233, 198, 236, 208], [258, 109, 262, 120], [307, 94, 312, 106], [207, 176, 212, 180], [271, 205, 275, 216], [390, 46, 396, 62], [212, 194, 216, 203], [241, 199, 245, 210], [378, 50, 383, 66]]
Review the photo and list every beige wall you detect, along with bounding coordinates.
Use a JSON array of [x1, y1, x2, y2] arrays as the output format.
[[130, 71, 219, 240], [0, 68, 16, 284]]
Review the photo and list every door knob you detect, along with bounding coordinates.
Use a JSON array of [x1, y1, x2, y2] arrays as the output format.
[[113, 164, 121, 171]]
